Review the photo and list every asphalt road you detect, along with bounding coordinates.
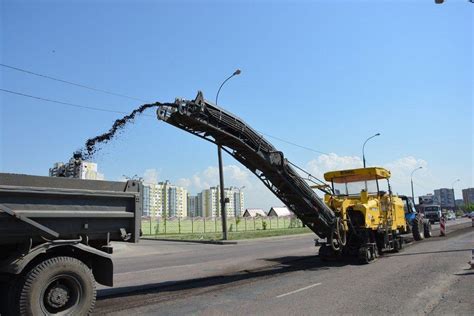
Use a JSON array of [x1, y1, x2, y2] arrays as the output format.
[[94, 219, 473, 315]]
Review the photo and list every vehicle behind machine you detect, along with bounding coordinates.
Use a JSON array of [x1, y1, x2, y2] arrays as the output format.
[[420, 204, 442, 223]]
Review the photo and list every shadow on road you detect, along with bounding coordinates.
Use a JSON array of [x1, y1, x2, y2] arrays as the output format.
[[386, 248, 471, 257], [97, 254, 348, 302]]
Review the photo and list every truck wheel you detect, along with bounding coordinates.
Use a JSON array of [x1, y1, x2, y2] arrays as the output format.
[[18, 256, 96, 315], [412, 215, 425, 241], [424, 221, 432, 238]]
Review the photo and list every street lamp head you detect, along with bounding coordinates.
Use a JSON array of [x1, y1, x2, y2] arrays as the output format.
[[233, 69, 241, 76], [375, 133, 380, 136]]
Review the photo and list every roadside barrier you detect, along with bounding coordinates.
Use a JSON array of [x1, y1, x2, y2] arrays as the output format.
[[470, 249, 474, 270], [439, 217, 446, 237]]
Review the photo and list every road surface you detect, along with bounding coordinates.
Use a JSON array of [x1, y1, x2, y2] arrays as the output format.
[[95, 219, 473, 315]]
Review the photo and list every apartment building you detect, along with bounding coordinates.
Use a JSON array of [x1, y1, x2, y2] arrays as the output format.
[[462, 188, 474, 206], [197, 186, 244, 218], [143, 181, 188, 218], [49, 154, 104, 180], [434, 188, 455, 209]]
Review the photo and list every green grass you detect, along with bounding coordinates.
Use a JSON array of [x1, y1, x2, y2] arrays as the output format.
[[143, 227, 312, 241]]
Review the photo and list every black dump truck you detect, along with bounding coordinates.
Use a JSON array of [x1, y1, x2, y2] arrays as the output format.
[[0, 173, 141, 315]]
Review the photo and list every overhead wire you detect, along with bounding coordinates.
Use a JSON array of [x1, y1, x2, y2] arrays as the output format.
[[0, 63, 330, 155], [0, 63, 148, 102], [0, 88, 155, 117]]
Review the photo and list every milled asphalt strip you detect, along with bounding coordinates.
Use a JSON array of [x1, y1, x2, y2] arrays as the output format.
[[276, 282, 322, 298]]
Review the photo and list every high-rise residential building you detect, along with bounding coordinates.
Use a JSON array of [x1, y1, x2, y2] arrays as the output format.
[[462, 188, 474, 206], [78, 162, 104, 180], [144, 181, 188, 218], [187, 194, 202, 217], [197, 192, 203, 216], [49, 154, 104, 180], [434, 188, 455, 209], [201, 187, 219, 217], [198, 186, 244, 218], [142, 184, 151, 217], [232, 187, 245, 217]]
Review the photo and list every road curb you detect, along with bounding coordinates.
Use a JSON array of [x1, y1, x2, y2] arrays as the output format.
[[140, 237, 239, 245], [141, 232, 315, 245]]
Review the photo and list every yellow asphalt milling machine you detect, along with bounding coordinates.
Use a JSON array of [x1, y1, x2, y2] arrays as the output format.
[[319, 167, 414, 262], [157, 92, 431, 263]]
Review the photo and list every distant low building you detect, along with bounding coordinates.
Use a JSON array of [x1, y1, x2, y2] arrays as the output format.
[[268, 206, 292, 217], [243, 208, 266, 217]]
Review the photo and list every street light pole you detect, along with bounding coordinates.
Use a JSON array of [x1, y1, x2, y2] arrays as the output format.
[[362, 133, 381, 168], [215, 69, 241, 240], [410, 166, 423, 203], [451, 179, 460, 211]]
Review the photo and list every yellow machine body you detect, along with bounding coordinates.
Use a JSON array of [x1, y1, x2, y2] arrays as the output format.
[[323, 167, 407, 233]]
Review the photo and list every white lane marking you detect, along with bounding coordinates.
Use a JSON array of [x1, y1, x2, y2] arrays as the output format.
[[276, 282, 322, 298]]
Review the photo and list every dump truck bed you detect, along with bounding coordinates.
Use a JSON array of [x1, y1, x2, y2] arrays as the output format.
[[0, 173, 141, 245]]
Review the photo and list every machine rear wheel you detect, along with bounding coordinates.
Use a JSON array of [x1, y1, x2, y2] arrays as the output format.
[[423, 221, 432, 238], [358, 247, 370, 264], [412, 215, 425, 241]]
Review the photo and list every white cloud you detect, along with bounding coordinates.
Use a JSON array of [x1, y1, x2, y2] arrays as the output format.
[[306, 153, 362, 179], [383, 156, 435, 195], [143, 168, 159, 184], [306, 153, 434, 197], [179, 164, 280, 210], [169, 153, 436, 211], [176, 177, 191, 188], [180, 164, 252, 192]]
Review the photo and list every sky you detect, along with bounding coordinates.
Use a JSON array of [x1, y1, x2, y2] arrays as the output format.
[[1, 0, 472, 209]]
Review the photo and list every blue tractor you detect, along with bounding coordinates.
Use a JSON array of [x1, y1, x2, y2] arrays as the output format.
[[399, 195, 432, 241]]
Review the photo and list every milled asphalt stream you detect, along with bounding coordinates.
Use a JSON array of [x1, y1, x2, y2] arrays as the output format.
[[95, 219, 473, 315]]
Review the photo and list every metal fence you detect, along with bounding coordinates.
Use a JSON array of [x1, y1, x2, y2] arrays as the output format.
[[141, 216, 304, 235]]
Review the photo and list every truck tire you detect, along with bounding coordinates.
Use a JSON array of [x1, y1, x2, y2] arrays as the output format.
[[18, 256, 96, 315], [423, 221, 432, 238], [412, 215, 425, 241]]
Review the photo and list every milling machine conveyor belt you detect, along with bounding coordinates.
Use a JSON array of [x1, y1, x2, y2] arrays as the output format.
[[157, 91, 336, 238]]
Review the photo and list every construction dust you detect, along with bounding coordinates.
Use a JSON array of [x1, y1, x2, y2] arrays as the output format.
[[80, 101, 175, 159]]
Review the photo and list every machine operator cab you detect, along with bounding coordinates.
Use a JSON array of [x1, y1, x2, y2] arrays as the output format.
[[322, 167, 406, 232], [323, 167, 392, 200]]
